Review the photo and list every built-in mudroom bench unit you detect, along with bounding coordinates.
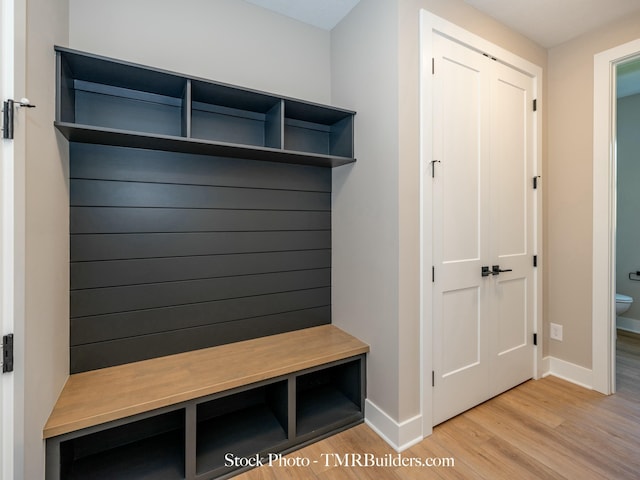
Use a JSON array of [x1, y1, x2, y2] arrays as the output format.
[[45, 326, 368, 480], [47, 46, 365, 479]]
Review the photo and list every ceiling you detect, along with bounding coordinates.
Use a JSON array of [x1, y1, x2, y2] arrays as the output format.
[[245, 0, 640, 48], [245, 0, 360, 30], [464, 0, 640, 48], [244, 0, 640, 97]]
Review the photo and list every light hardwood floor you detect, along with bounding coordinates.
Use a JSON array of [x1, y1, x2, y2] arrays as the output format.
[[236, 331, 640, 479]]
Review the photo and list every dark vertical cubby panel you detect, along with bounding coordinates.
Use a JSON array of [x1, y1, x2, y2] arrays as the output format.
[[59, 410, 185, 480], [56, 53, 76, 125], [196, 382, 288, 476], [69, 143, 332, 373]]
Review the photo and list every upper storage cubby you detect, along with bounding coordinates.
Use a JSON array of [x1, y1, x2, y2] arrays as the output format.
[[284, 100, 354, 158], [55, 46, 356, 168], [190, 80, 282, 149]]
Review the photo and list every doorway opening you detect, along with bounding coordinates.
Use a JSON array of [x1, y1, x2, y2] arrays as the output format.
[[592, 39, 640, 395], [613, 57, 640, 389]]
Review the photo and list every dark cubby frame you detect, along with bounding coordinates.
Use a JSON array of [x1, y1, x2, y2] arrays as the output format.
[[45, 355, 366, 480], [55, 46, 356, 168]]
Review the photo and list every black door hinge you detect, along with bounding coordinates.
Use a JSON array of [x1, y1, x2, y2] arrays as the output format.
[[533, 333, 538, 346], [2, 99, 36, 139], [432, 58, 435, 75], [2, 334, 14, 373], [432, 266, 435, 283], [2, 100, 12, 139], [533, 255, 538, 267], [533, 99, 537, 112], [432, 370, 435, 387], [430, 160, 441, 178], [533, 176, 540, 189]]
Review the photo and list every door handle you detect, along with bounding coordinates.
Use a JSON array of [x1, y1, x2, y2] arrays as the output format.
[[482, 266, 493, 277], [492, 265, 513, 275]]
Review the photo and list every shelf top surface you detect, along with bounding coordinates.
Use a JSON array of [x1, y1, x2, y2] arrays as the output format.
[[44, 325, 368, 439], [55, 122, 356, 168]]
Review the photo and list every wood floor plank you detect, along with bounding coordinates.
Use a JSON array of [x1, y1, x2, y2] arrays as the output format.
[[396, 438, 478, 480], [433, 416, 548, 480], [235, 332, 640, 480], [463, 401, 610, 480], [491, 387, 565, 429]]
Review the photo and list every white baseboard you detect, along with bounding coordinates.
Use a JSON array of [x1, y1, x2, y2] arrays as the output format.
[[364, 399, 423, 452], [617, 316, 640, 335], [542, 356, 593, 389]]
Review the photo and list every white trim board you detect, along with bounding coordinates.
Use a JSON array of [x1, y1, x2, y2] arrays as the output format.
[[617, 316, 640, 335], [364, 399, 423, 452], [593, 38, 640, 395], [419, 10, 544, 438], [542, 356, 594, 390], [0, 1, 16, 478]]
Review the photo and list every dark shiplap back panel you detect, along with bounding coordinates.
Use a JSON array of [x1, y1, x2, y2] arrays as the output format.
[[70, 143, 331, 373]]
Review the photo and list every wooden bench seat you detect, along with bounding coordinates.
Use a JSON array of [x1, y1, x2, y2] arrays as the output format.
[[44, 325, 369, 439]]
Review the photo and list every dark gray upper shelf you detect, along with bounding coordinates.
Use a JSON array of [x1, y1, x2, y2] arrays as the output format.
[[55, 46, 356, 168], [54, 122, 356, 168]]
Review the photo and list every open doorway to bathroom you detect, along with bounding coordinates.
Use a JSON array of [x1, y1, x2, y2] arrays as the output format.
[[615, 57, 640, 393], [593, 40, 640, 395]]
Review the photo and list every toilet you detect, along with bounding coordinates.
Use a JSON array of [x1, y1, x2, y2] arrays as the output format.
[[616, 293, 633, 315]]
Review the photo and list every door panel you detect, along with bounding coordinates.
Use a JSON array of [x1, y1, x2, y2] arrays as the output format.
[[433, 285, 489, 424], [442, 287, 480, 375], [492, 73, 529, 258], [495, 277, 527, 355], [489, 61, 535, 396], [432, 34, 491, 425], [432, 33, 535, 425], [440, 55, 482, 263]]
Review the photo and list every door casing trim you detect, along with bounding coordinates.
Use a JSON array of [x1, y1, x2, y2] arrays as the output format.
[[592, 39, 640, 395]]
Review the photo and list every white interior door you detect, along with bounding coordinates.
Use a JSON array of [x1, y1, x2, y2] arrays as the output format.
[[0, 0, 15, 478], [432, 33, 535, 425], [431, 33, 491, 425], [488, 60, 535, 396]]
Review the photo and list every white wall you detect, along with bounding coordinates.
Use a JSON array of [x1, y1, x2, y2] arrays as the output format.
[[69, 0, 332, 104], [331, 0, 403, 436], [547, 11, 640, 368], [332, 0, 546, 448], [616, 93, 640, 322], [18, 0, 70, 478]]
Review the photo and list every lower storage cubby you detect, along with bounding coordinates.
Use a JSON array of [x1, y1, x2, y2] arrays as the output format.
[[196, 381, 289, 476], [59, 410, 185, 480], [296, 359, 363, 437]]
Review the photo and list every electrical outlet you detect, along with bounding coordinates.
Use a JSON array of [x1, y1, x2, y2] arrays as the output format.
[[550, 323, 563, 341]]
